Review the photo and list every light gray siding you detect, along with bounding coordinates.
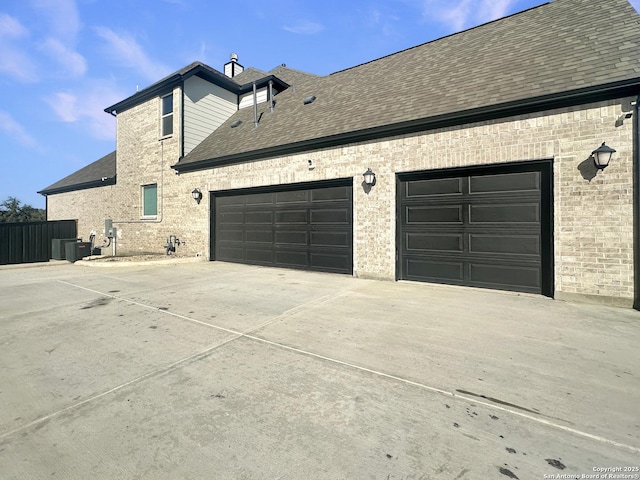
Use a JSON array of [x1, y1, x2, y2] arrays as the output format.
[[183, 76, 237, 155], [239, 87, 268, 110]]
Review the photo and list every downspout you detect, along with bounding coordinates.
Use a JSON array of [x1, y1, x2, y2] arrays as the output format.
[[181, 80, 185, 158], [269, 80, 274, 113], [634, 94, 640, 310], [253, 82, 258, 128]]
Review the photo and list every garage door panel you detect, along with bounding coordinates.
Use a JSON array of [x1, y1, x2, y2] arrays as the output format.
[[310, 252, 351, 271], [275, 231, 308, 245], [399, 163, 552, 295], [219, 212, 244, 224], [245, 229, 273, 243], [217, 196, 245, 207], [311, 186, 351, 202], [406, 233, 463, 252], [276, 190, 307, 204], [470, 172, 540, 193], [405, 258, 464, 282], [275, 210, 308, 224], [469, 263, 541, 290], [218, 229, 244, 242], [310, 231, 350, 247], [274, 250, 308, 267], [406, 178, 463, 197], [214, 181, 352, 274], [245, 192, 274, 205], [310, 208, 350, 224], [218, 246, 244, 261], [469, 234, 540, 255], [406, 206, 463, 224], [245, 248, 275, 263], [469, 203, 540, 223], [245, 211, 273, 224]]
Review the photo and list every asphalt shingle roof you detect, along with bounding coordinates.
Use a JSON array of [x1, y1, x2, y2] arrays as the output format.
[[176, 0, 640, 170], [39, 151, 116, 195], [231, 67, 270, 84]]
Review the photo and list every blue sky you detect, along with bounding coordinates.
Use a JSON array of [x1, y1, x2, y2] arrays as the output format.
[[1, 0, 639, 209]]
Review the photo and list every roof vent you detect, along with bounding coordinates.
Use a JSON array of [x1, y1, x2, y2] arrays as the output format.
[[303, 95, 316, 105], [230, 120, 242, 128], [224, 53, 244, 78]]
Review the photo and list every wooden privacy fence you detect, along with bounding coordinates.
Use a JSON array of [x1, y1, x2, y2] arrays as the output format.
[[0, 220, 77, 265]]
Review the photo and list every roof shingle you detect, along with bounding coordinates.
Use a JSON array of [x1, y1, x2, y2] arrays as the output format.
[[39, 151, 116, 195], [176, 0, 640, 170]]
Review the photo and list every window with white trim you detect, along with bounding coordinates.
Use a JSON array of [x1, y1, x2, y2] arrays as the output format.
[[142, 184, 158, 217], [161, 93, 173, 137]]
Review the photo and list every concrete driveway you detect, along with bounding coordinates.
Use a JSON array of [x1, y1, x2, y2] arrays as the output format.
[[0, 260, 638, 480]]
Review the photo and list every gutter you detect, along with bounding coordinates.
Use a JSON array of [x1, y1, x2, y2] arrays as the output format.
[[38, 176, 116, 196], [105, 70, 288, 116], [173, 77, 640, 173], [634, 94, 640, 310]]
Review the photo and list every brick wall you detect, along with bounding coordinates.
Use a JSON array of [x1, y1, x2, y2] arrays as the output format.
[[47, 94, 635, 305]]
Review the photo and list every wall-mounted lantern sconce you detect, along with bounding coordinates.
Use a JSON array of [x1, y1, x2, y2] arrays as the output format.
[[363, 168, 376, 187], [191, 188, 203, 204], [592, 142, 616, 170]]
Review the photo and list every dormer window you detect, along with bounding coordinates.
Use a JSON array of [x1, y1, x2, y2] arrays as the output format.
[[161, 93, 173, 137]]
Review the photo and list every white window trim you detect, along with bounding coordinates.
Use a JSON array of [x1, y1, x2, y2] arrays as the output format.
[[141, 183, 158, 219], [160, 93, 173, 139]]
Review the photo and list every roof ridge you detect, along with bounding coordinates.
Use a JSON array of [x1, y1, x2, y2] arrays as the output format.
[[269, 65, 320, 77]]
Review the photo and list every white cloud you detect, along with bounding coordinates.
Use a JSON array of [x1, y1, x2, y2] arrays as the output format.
[[31, 0, 81, 43], [0, 14, 38, 82], [46, 84, 122, 140], [439, 0, 472, 31], [0, 46, 39, 82], [366, 8, 401, 37], [40, 37, 87, 77], [0, 111, 41, 149], [28, 0, 87, 78], [0, 13, 29, 38], [478, 0, 514, 23], [283, 21, 325, 35], [94, 26, 171, 82], [419, 0, 517, 31], [48, 92, 78, 122]]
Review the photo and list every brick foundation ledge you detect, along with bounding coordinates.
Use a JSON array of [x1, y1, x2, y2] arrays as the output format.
[[555, 291, 634, 309]]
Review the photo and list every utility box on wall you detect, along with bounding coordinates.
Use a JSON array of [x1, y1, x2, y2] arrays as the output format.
[[65, 241, 92, 262]]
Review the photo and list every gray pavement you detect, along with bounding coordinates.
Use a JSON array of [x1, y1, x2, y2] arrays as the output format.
[[0, 260, 638, 480]]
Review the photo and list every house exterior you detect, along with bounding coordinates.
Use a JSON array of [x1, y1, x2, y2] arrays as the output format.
[[40, 0, 640, 308]]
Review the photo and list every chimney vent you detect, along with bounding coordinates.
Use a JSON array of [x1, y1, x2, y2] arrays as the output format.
[[224, 53, 244, 78]]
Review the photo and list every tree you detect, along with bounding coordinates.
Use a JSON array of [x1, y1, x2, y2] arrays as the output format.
[[0, 197, 46, 222]]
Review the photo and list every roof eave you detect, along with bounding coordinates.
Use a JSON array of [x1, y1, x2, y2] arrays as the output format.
[[38, 176, 117, 196], [104, 76, 182, 114], [104, 68, 289, 115], [172, 78, 640, 174]]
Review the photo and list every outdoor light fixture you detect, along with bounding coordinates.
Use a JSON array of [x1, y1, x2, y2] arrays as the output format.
[[363, 168, 376, 186], [592, 142, 616, 170], [191, 188, 203, 204]]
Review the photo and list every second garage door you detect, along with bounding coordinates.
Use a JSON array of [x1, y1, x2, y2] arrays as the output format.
[[397, 161, 553, 295], [212, 180, 353, 274]]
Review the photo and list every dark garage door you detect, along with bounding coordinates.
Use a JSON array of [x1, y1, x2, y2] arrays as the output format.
[[212, 180, 353, 274], [398, 161, 553, 295]]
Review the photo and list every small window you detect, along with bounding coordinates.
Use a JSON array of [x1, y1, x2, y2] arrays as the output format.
[[142, 184, 158, 216], [161, 94, 173, 137]]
